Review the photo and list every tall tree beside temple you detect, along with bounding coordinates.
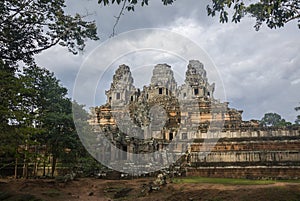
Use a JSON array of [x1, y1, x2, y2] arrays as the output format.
[[0, 61, 25, 171], [20, 66, 80, 177], [0, 0, 98, 67], [0, 65, 92, 178], [295, 105, 300, 124]]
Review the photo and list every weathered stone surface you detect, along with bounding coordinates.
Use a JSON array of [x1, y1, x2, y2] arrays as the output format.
[[186, 166, 300, 179], [180, 60, 214, 99], [150, 63, 177, 93], [89, 60, 300, 179]]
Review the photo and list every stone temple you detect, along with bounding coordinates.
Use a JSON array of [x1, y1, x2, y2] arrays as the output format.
[[89, 60, 300, 179]]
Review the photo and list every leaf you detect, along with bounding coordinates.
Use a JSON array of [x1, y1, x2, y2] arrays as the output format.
[[1, 0, 99, 66]]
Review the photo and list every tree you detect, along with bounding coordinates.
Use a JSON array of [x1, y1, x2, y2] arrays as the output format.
[[0, 0, 99, 66], [295, 104, 300, 124], [0, 61, 21, 149], [260, 112, 291, 127], [21, 66, 78, 177], [20, 68, 102, 177], [0, 62, 50, 178], [0, 63, 100, 178], [70, 101, 104, 176], [207, 0, 300, 30], [0, 61, 25, 177], [98, 0, 300, 30], [0, 0, 100, 176]]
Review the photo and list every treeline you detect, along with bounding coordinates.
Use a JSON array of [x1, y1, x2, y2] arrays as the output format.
[[259, 112, 299, 128], [0, 61, 101, 178], [0, 0, 100, 179]]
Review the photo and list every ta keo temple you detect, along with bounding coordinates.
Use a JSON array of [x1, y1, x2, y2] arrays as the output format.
[[88, 60, 300, 179]]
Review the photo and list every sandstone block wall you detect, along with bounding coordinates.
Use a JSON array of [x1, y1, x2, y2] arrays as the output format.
[[187, 129, 300, 179], [90, 61, 300, 179]]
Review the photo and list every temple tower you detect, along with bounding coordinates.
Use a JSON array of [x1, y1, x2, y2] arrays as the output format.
[[105, 64, 137, 105], [145, 63, 177, 99], [179, 60, 215, 100]]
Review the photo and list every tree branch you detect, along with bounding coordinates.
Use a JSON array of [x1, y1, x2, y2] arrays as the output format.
[[110, 0, 127, 38], [284, 14, 300, 24], [26, 39, 61, 55]]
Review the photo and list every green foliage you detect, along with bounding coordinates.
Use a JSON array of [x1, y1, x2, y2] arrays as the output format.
[[98, 0, 300, 30], [0, 0, 101, 177], [76, 156, 105, 176], [295, 104, 300, 124], [72, 103, 100, 161], [0, 0, 99, 66], [0, 61, 25, 158], [0, 63, 101, 177], [98, 0, 174, 12], [20, 66, 78, 175], [207, 0, 300, 30], [260, 112, 291, 127]]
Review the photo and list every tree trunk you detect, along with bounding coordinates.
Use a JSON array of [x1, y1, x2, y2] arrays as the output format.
[[43, 158, 46, 176], [14, 157, 18, 179], [22, 158, 28, 179], [51, 155, 57, 178], [22, 145, 28, 179], [33, 160, 37, 178], [33, 145, 37, 177]]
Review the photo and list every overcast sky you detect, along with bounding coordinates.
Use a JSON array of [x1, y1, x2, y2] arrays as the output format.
[[35, 0, 300, 122]]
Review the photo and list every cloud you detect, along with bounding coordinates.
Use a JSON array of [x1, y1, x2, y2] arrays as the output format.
[[166, 15, 300, 122], [35, 0, 300, 122], [71, 29, 222, 107]]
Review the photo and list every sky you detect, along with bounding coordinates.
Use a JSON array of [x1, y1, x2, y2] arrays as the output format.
[[35, 0, 300, 122]]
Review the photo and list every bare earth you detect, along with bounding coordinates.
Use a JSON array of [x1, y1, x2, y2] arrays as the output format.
[[1, 177, 300, 201]]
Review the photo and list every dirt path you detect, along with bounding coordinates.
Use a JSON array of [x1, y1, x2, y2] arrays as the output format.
[[1, 178, 300, 201]]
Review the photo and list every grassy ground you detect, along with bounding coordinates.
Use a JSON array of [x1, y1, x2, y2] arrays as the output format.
[[1, 177, 300, 201], [172, 176, 280, 185], [278, 179, 300, 183]]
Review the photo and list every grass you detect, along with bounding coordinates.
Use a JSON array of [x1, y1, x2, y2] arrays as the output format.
[[172, 176, 276, 185], [41, 189, 61, 197], [277, 179, 300, 183]]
